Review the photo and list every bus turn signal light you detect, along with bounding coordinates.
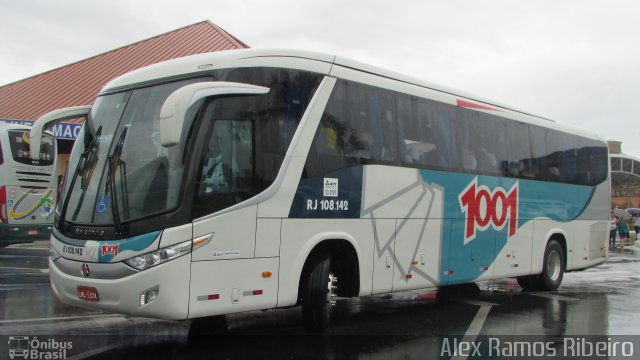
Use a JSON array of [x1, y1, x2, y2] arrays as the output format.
[[262, 271, 272, 278], [192, 233, 213, 250]]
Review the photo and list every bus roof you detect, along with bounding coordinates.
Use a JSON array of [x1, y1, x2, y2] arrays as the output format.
[[101, 48, 604, 143]]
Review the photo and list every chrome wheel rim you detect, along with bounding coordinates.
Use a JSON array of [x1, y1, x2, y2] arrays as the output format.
[[328, 273, 338, 307], [547, 249, 562, 282]]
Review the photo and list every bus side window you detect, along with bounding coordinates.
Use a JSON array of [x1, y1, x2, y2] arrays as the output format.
[[316, 125, 339, 155], [583, 143, 607, 185], [373, 92, 398, 163], [428, 103, 458, 171], [398, 95, 433, 168], [507, 122, 534, 178]]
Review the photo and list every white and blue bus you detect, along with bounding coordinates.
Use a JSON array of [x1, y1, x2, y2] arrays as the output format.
[[0, 122, 57, 245], [33, 49, 609, 330]]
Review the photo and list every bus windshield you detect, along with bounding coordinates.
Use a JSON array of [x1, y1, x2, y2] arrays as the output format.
[[60, 78, 205, 226], [58, 68, 323, 234]]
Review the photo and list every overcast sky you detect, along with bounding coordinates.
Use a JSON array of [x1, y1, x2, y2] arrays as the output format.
[[2, 0, 639, 156]]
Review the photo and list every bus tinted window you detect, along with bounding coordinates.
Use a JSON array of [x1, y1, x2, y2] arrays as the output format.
[[578, 139, 608, 185], [397, 94, 422, 167], [225, 68, 320, 158], [305, 80, 399, 177], [551, 131, 579, 184], [529, 125, 549, 180], [305, 79, 607, 186], [506, 122, 533, 178], [192, 68, 323, 218], [62, 91, 129, 223], [418, 98, 457, 171], [458, 109, 507, 176]]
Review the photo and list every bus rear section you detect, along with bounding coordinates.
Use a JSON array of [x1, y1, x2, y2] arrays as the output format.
[[0, 127, 56, 244]]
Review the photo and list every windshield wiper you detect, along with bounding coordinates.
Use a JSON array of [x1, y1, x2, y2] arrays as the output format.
[[58, 126, 102, 230], [107, 126, 128, 235]]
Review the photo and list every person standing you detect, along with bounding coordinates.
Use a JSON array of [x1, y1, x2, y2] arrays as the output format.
[[609, 214, 618, 250], [634, 215, 640, 240], [618, 216, 630, 248]]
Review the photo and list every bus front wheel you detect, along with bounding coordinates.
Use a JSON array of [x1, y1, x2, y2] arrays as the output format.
[[302, 254, 336, 331]]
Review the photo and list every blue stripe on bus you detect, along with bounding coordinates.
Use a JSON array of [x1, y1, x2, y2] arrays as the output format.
[[289, 166, 595, 284], [53, 229, 161, 263], [420, 170, 594, 284], [97, 231, 161, 263]]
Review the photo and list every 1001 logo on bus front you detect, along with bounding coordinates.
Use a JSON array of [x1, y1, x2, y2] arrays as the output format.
[[459, 177, 519, 244]]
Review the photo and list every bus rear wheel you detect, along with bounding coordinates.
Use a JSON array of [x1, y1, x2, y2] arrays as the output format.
[[302, 254, 337, 331], [518, 239, 564, 291], [539, 240, 564, 291]]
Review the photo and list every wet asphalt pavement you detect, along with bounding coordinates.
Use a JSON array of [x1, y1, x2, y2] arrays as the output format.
[[1, 241, 640, 359]]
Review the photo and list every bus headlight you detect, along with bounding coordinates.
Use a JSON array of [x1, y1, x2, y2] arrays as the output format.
[[125, 240, 191, 271]]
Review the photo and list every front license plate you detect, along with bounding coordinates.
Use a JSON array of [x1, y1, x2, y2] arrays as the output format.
[[27, 230, 38, 235], [77, 286, 100, 302]]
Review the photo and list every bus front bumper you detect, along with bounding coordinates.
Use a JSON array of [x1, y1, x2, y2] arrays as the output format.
[[49, 254, 191, 320]]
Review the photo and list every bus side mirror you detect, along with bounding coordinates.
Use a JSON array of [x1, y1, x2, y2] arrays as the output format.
[[159, 82, 269, 147], [30, 105, 92, 160]]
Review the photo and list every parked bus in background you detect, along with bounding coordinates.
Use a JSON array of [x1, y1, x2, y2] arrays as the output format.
[[0, 123, 57, 246], [32, 49, 610, 331]]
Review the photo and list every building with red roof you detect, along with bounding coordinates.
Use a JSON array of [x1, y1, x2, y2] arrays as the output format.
[[0, 20, 248, 121], [0, 20, 248, 174]]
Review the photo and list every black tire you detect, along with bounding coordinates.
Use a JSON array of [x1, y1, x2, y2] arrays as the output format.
[[188, 315, 228, 343], [518, 240, 564, 291], [516, 274, 539, 291], [539, 240, 564, 291], [302, 254, 334, 331]]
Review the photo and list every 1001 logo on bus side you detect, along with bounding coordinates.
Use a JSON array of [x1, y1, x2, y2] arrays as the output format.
[[458, 177, 519, 244]]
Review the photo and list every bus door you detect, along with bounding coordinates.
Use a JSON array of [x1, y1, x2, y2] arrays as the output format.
[[187, 94, 278, 317]]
